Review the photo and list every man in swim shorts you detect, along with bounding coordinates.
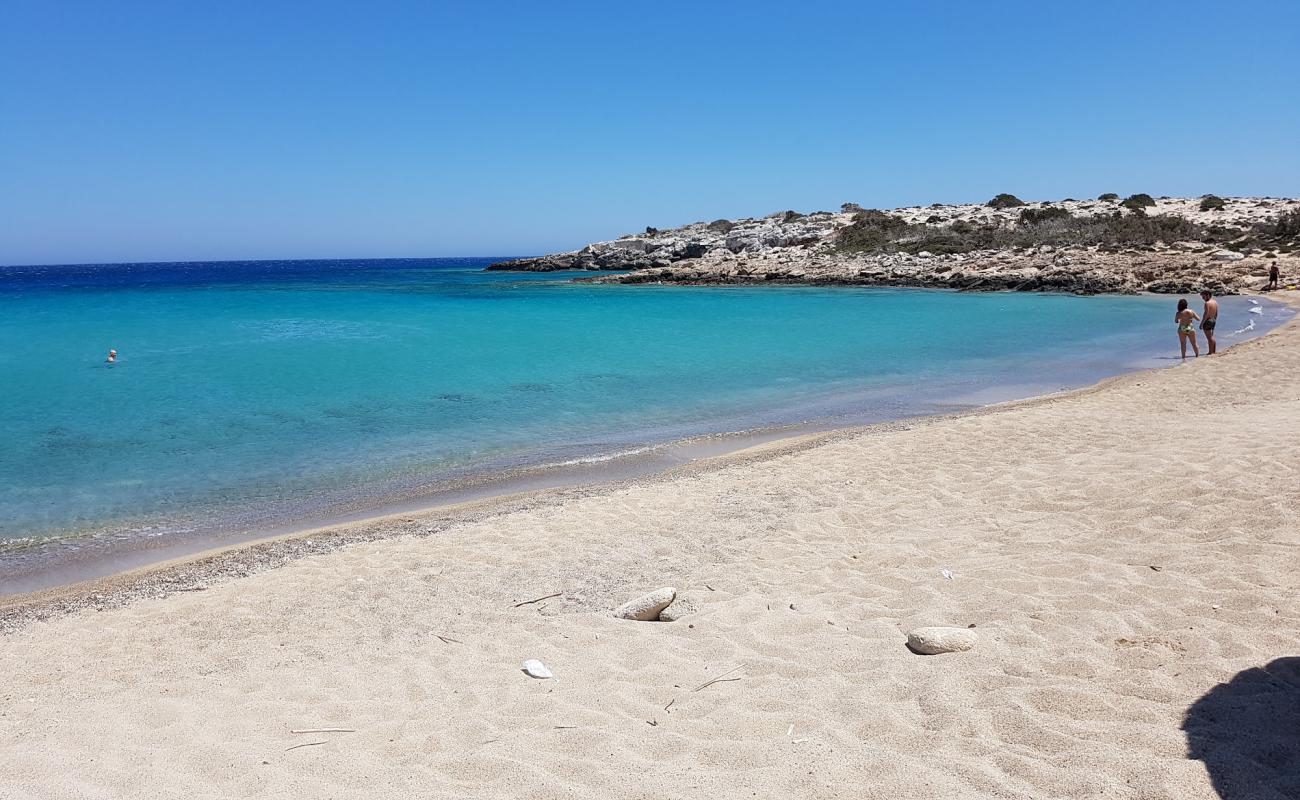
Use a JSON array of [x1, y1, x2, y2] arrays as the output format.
[[1200, 291, 1219, 355]]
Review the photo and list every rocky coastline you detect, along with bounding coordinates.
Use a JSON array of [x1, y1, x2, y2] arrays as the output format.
[[488, 195, 1299, 295]]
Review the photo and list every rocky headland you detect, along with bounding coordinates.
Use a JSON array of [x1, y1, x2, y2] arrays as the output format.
[[488, 194, 1300, 294]]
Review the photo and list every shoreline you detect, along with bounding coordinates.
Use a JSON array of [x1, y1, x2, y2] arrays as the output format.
[[5, 292, 1298, 798], [4, 292, 1293, 630]]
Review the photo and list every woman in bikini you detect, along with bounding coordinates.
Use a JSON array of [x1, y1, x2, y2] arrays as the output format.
[[1176, 298, 1200, 359]]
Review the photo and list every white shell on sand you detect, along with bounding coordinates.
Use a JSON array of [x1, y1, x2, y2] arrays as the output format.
[[907, 627, 978, 655], [521, 659, 553, 679], [613, 587, 676, 621]]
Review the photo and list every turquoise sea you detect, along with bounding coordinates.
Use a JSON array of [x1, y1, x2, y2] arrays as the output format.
[[0, 258, 1289, 590]]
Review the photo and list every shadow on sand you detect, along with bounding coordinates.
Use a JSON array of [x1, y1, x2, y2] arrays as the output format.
[[1183, 657, 1300, 799]]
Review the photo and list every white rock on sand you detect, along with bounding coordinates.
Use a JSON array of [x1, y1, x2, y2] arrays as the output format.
[[1211, 250, 1247, 262], [521, 659, 553, 679], [612, 587, 676, 621], [907, 626, 978, 654]]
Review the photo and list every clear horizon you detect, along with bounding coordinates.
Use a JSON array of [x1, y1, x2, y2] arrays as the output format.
[[2, 0, 1298, 267]]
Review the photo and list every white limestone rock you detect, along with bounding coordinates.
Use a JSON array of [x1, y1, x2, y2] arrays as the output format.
[[907, 626, 978, 655], [613, 587, 676, 621], [1210, 250, 1246, 262]]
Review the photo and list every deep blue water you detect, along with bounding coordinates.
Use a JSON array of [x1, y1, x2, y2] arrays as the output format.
[[0, 258, 1289, 575]]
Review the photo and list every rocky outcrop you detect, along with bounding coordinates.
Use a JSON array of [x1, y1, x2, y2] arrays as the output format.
[[577, 248, 1262, 296], [487, 213, 839, 274], [487, 198, 1299, 295]]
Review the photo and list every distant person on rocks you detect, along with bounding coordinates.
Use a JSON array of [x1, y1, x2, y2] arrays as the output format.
[[106, 349, 117, 363], [1200, 291, 1219, 355], [1176, 299, 1200, 359], [1267, 263, 1280, 291]]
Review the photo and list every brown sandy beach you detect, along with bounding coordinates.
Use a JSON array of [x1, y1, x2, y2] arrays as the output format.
[[3, 299, 1299, 799]]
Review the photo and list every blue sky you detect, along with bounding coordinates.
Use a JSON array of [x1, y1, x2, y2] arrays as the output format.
[[2, 0, 1297, 265]]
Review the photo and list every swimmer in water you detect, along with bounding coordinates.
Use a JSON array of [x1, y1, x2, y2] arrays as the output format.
[[106, 349, 117, 363]]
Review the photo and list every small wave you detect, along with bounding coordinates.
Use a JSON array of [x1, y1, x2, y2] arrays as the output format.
[[540, 444, 660, 468]]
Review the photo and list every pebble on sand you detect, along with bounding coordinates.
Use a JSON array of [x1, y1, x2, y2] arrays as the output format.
[[521, 659, 553, 679], [906, 626, 978, 655], [613, 587, 676, 621]]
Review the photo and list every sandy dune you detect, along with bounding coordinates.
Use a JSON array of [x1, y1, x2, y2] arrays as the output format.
[[3, 301, 1299, 799]]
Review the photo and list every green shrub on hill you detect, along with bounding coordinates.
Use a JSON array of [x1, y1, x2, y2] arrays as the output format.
[[1199, 195, 1227, 211], [1121, 193, 1156, 211], [706, 219, 735, 233], [836, 208, 1204, 255], [987, 193, 1026, 209], [1254, 208, 1300, 240], [1098, 193, 1119, 201], [835, 210, 911, 250], [1020, 206, 1072, 225]]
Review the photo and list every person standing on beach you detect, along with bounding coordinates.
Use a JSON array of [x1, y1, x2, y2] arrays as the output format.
[[1200, 291, 1219, 355], [1176, 299, 1200, 359], [1268, 263, 1280, 290]]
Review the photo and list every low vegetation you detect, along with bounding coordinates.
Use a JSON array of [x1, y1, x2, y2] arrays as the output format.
[[835, 202, 1300, 257], [838, 208, 1203, 255], [1199, 195, 1227, 211], [1098, 192, 1119, 201], [1263, 207, 1300, 239], [1121, 193, 1156, 211], [1019, 206, 1072, 225], [987, 193, 1026, 209], [1242, 208, 1300, 253]]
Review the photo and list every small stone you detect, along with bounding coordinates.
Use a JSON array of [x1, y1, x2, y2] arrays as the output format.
[[613, 587, 676, 621], [521, 659, 553, 679], [907, 626, 978, 655]]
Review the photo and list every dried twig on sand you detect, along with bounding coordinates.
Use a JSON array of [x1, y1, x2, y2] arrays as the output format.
[[434, 634, 463, 644], [692, 666, 743, 692], [513, 593, 562, 608], [284, 741, 327, 751], [290, 728, 355, 734]]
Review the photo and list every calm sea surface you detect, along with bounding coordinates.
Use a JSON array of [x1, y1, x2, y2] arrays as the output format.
[[0, 258, 1290, 586]]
